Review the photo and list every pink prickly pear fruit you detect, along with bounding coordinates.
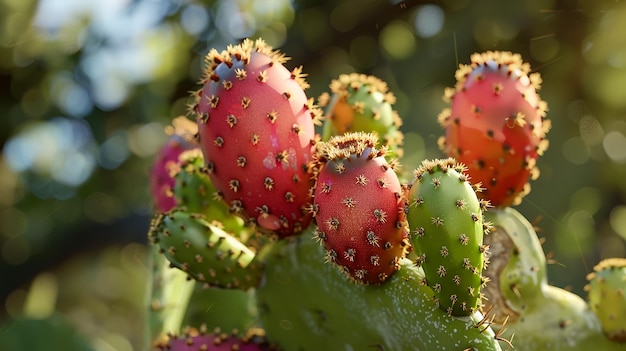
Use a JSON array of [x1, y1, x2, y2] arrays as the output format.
[[155, 327, 273, 351], [150, 117, 199, 212], [310, 132, 410, 284], [438, 51, 550, 207], [191, 38, 322, 238]]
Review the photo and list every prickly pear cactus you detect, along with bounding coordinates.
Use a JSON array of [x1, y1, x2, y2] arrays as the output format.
[[146, 41, 626, 351], [586, 258, 626, 342], [309, 132, 410, 284], [405, 158, 490, 316], [318, 73, 404, 157], [148, 209, 261, 290], [191, 38, 321, 237], [438, 51, 550, 207]]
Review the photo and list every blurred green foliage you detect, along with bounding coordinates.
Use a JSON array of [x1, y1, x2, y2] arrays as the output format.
[[1, 0, 626, 349]]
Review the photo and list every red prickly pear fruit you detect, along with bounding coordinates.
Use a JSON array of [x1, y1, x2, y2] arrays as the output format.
[[310, 132, 410, 284], [150, 117, 199, 212], [191, 38, 322, 238], [318, 73, 404, 158], [156, 327, 273, 351], [438, 51, 550, 207]]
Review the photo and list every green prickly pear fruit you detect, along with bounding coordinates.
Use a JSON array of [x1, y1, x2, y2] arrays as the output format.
[[148, 208, 261, 290], [318, 73, 404, 157], [155, 327, 273, 351], [310, 132, 410, 284], [405, 158, 490, 316], [191, 38, 321, 237], [586, 258, 626, 342]]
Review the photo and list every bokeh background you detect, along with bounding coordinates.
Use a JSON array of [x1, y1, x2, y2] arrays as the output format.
[[1, 0, 626, 349]]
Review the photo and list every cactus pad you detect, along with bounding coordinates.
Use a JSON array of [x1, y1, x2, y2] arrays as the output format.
[[149, 209, 261, 290]]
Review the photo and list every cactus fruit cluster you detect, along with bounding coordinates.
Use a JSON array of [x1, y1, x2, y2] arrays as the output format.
[[146, 39, 625, 350]]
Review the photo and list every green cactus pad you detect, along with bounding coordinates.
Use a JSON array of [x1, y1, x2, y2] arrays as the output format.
[[586, 258, 626, 342], [254, 227, 502, 351], [183, 284, 259, 334], [482, 206, 547, 323], [148, 244, 195, 340], [149, 209, 261, 290], [405, 158, 489, 316], [484, 207, 622, 350], [148, 231, 259, 345]]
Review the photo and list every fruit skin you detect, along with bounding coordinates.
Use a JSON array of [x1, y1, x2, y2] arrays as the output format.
[[405, 158, 490, 316], [483, 207, 622, 351], [318, 73, 404, 157], [310, 132, 410, 284], [254, 228, 502, 351], [586, 258, 626, 342], [155, 327, 273, 351], [191, 38, 321, 238], [438, 51, 550, 207], [148, 208, 261, 290], [150, 117, 199, 212]]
